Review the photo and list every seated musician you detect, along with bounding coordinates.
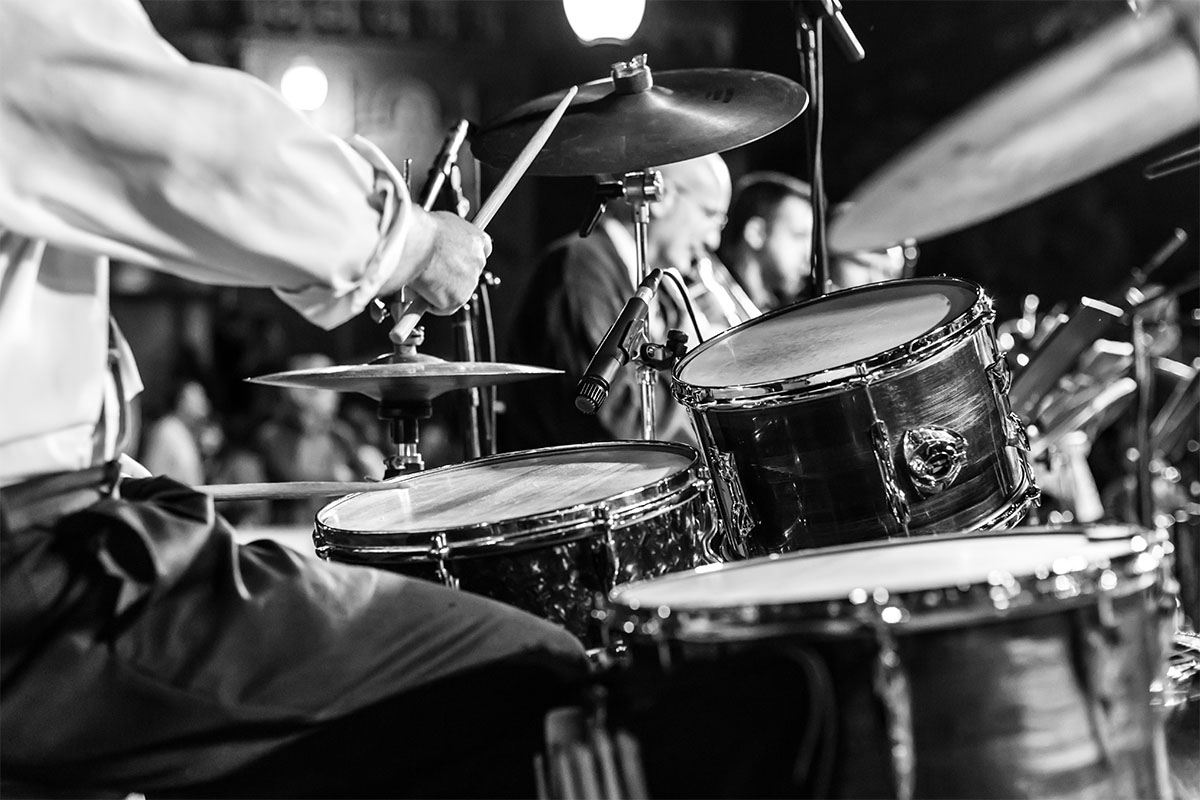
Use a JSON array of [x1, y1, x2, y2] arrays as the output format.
[[718, 171, 816, 310], [0, 0, 588, 796]]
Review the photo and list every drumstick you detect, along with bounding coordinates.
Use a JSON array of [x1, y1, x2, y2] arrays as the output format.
[[201, 480, 407, 502], [388, 84, 579, 344]]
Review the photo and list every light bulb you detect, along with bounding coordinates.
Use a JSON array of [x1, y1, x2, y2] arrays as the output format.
[[562, 0, 646, 45], [280, 59, 329, 112]]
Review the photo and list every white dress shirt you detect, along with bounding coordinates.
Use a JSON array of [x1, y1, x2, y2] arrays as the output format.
[[0, 0, 416, 485]]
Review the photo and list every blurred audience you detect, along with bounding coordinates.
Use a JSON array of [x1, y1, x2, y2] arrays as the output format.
[[253, 353, 386, 524], [138, 375, 221, 485]]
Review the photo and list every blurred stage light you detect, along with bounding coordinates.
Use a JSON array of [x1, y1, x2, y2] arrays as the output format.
[[562, 0, 646, 45], [280, 59, 329, 112]]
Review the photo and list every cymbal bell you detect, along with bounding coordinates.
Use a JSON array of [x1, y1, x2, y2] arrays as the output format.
[[829, 3, 1200, 253], [473, 60, 808, 177], [248, 358, 562, 404]]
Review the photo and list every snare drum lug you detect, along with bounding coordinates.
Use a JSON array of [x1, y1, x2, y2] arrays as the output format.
[[706, 447, 755, 555], [901, 426, 968, 497], [870, 419, 912, 534], [1003, 411, 1032, 451], [431, 532, 459, 590], [986, 357, 1012, 396]]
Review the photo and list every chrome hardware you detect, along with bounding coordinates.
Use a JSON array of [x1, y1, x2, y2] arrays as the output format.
[[986, 356, 1012, 396], [706, 447, 755, 555], [857, 368, 911, 534], [901, 426, 968, 497], [431, 532, 459, 590], [863, 611, 915, 800], [1009, 412, 1032, 451]]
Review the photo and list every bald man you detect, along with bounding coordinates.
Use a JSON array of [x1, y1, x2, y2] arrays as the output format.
[[506, 154, 754, 449]]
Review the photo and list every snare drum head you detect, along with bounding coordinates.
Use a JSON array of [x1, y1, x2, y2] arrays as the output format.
[[609, 526, 1154, 620], [676, 278, 979, 389], [317, 441, 696, 541]]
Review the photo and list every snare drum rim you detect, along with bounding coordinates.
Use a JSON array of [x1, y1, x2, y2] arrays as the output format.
[[604, 526, 1166, 642], [314, 441, 705, 557], [672, 277, 994, 410]]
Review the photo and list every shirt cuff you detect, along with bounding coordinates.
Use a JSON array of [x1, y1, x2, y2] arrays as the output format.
[[272, 144, 413, 330]]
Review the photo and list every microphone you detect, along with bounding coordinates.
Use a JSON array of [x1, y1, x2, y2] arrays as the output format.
[[576, 269, 664, 414], [419, 120, 470, 211]]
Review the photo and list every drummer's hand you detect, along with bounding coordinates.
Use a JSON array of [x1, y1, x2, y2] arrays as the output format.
[[380, 208, 492, 315]]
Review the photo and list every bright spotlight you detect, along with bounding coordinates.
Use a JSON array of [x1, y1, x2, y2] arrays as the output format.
[[562, 0, 646, 45], [280, 59, 329, 112]]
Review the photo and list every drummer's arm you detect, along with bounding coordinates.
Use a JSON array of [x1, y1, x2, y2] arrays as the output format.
[[1, 0, 486, 329]]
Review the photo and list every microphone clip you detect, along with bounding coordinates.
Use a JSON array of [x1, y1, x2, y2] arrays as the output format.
[[635, 329, 689, 372]]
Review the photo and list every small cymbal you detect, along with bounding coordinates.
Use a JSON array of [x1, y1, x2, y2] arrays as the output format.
[[473, 64, 807, 176], [248, 359, 562, 403], [829, 3, 1200, 253]]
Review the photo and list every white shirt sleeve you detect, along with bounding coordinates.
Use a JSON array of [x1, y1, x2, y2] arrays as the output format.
[[0, 0, 412, 329]]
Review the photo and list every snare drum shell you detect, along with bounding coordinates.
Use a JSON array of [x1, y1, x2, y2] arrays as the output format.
[[314, 442, 718, 646], [675, 279, 1035, 556]]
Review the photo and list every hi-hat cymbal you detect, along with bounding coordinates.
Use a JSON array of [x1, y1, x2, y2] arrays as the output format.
[[473, 63, 807, 176], [248, 358, 562, 404], [829, 3, 1200, 253]]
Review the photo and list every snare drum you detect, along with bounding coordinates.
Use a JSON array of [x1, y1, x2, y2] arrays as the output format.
[[673, 277, 1038, 558], [605, 527, 1175, 799], [315, 441, 717, 645]]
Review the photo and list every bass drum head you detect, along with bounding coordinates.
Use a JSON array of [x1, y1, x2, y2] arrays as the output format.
[[317, 441, 696, 539], [675, 277, 979, 390], [608, 526, 1158, 630]]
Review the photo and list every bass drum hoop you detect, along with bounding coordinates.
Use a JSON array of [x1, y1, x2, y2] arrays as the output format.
[[314, 440, 704, 559], [606, 526, 1166, 642], [673, 277, 992, 410]]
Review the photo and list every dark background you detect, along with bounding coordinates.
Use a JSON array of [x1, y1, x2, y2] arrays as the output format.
[[123, 0, 1199, 460]]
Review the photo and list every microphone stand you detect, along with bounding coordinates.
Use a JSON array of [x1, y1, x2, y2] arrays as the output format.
[[793, 1, 864, 298], [794, 7, 830, 298], [580, 170, 664, 441]]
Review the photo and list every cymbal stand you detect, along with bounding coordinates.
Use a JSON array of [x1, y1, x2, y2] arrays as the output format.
[[380, 400, 432, 478], [375, 330, 430, 478], [581, 169, 664, 440], [1131, 311, 1156, 529]]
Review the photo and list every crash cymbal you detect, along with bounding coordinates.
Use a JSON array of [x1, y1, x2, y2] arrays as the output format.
[[472, 58, 807, 176], [248, 358, 562, 404], [829, 3, 1200, 253]]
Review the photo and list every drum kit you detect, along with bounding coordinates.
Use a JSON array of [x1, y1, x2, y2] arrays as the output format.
[[222, 3, 1199, 797]]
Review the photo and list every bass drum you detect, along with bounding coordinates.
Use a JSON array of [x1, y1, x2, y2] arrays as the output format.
[[314, 441, 718, 647], [672, 277, 1038, 558], [603, 526, 1175, 799]]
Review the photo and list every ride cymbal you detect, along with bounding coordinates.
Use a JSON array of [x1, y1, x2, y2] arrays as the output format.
[[829, 3, 1200, 253], [473, 57, 808, 176], [248, 358, 562, 404]]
